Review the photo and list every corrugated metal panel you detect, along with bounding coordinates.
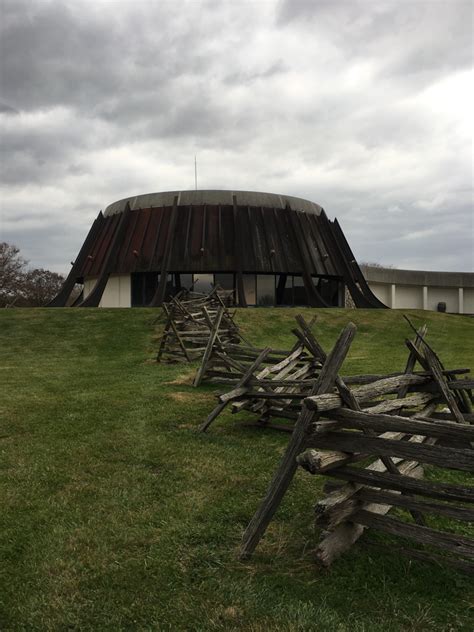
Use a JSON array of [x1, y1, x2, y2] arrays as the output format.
[[169, 205, 190, 271], [305, 214, 333, 276], [93, 214, 121, 276], [190, 205, 204, 266], [117, 208, 141, 273], [264, 207, 288, 273], [275, 208, 301, 274], [152, 205, 172, 270], [220, 204, 235, 271], [250, 205, 269, 272], [147, 207, 166, 271], [205, 204, 219, 271], [138, 208, 160, 271], [81, 214, 119, 277], [256, 206, 275, 273], [239, 205, 257, 272]]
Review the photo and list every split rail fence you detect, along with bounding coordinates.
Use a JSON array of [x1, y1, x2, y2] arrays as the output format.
[[235, 319, 474, 572], [156, 287, 241, 364], [156, 292, 473, 571]]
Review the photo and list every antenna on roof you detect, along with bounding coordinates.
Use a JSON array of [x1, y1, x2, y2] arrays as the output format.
[[194, 155, 198, 190]]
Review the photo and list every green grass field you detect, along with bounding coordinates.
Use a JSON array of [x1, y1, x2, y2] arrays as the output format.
[[1, 307, 473, 631]]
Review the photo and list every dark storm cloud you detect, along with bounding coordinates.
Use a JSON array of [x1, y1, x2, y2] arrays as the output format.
[[0, 0, 472, 273], [0, 0, 120, 111], [0, 0, 268, 146], [0, 108, 113, 185], [0, 101, 18, 114], [0, 0, 224, 122]]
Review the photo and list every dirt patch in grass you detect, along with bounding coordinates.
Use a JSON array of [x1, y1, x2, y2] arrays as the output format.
[[169, 390, 211, 404], [165, 370, 196, 386]]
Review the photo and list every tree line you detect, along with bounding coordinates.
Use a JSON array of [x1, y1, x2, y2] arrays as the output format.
[[0, 242, 66, 307]]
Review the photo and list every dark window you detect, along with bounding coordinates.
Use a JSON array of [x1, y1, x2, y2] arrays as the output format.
[[293, 276, 308, 306], [145, 273, 158, 304], [131, 271, 343, 307], [276, 274, 292, 305], [131, 273, 144, 306], [131, 272, 171, 306], [179, 274, 193, 290], [316, 277, 343, 306], [214, 273, 234, 291], [132, 272, 159, 306]]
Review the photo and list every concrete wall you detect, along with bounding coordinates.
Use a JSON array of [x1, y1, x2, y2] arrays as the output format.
[[83, 275, 131, 308], [395, 284, 424, 310], [361, 265, 474, 314], [426, 287, 458, 313], [464, 288, 474, 314], [368, 282, 391, 306]]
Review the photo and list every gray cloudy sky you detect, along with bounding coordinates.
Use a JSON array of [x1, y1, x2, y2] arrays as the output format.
[[0, 0, 473, 273]]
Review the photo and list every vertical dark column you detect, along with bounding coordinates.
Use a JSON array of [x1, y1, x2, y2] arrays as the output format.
[[47, 211, 105, 307], [78, 202, 133, 307], [286, 205, 329, 307], [148, 208, 165, 271], [317, 211, 377, 308], [149, 195, 179, 307], [141, 275, 146, 307], [332, 218, 387, 308], [321, 211, 382, 308], [276, 273, 288, 305], [232, 194, 247, 307]]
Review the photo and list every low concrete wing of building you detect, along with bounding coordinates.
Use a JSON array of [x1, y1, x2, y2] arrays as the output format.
[[361, 265, 474, 314]]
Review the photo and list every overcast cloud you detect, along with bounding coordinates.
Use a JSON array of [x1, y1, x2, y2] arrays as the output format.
[[0, 0, 472, 273]]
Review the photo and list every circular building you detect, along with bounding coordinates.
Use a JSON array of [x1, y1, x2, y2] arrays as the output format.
[[49, 189, 386, 309]]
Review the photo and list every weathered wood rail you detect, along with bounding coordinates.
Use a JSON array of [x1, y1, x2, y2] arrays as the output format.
[[233, 319, 474, 572], [155, 287, 242, 364], [198, 317, 325, 431], [158, 292, 474, 571]]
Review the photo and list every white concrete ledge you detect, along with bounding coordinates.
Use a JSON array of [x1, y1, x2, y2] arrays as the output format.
[[360, 265, 474, 289], [361, 265, 474, 313]]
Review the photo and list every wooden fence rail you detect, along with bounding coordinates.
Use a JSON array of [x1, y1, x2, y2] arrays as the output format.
[[233, 318, 474, 572], [155, 287, 242, 364], [156, 289, 473, 572]]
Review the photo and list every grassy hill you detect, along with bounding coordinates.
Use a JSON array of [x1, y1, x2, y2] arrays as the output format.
[[1, 307, 473, 631]]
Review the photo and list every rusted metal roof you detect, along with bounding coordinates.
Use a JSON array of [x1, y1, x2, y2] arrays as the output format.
[[76, 203, 341, 278]]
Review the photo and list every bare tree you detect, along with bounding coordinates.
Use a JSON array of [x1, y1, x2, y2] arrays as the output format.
[[22, 268, 65, 306], [0, 242, 28, 306], [0, 242, 65, 306], [360, 261, 395, 269]]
